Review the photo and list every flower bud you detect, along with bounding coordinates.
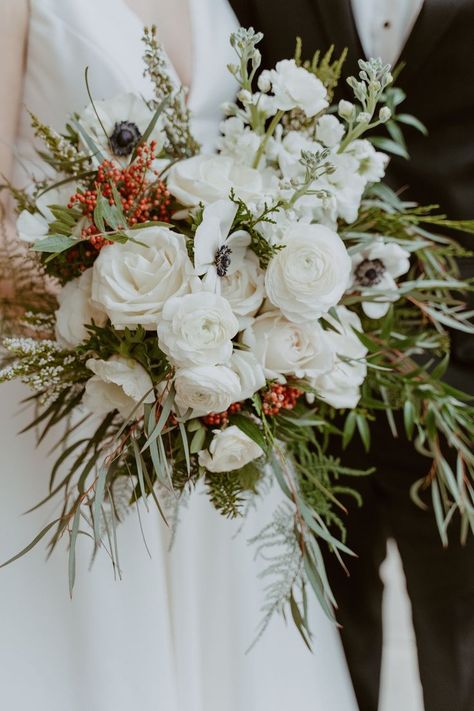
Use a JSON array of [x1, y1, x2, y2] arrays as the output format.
[[338, 100, 356, 120], [356, 111, 371, 124], [257, 72, 271, 93], [378, 107, 391, 122], [237, 89, 252, 104]]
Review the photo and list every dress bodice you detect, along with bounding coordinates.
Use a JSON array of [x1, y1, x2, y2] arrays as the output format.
[[15, 0, 238, 183]]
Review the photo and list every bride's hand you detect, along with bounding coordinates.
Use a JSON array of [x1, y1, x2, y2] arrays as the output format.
[[0, 0, 28, 300]]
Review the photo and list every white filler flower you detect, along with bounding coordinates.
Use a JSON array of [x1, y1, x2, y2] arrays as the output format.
[[83, 356, 154, 420], [312, 306, 368, 409], [92, 226, 198, 330], [55, 268, 107, 348], [259, 59, 328, 117], [265, 223, 351, 322], [157, 292, 239, 368], [243, 310, 334, 382], [351, 239, 411, 318], [194, 200, 251, 293], [199, 426, 264, 473]]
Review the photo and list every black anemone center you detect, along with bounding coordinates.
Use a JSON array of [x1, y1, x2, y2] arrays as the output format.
[[109, 121, 142, 156], [355, 258, 385, 286], [215, 245, 232, 277]]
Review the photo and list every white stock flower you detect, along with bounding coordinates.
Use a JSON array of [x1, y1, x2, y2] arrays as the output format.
[[91, 226, 197, 330], [268, 130, 323, 181], [265, 223, 351, 322], [311, 306, 367, 409], [174, 365, 241, 418], [198, 425, 264, 473], [80, 93, 165, 163], [157, 292, 239, 368], [221, 252, 265, 328], [261, 60, 328, 117], [194, 200, 251, 293], [55, 269, 107, 348], [83, 356, 154, 420], [218, 116, 261, 166], [230, 350, 266, 400], [320, 152, 366, 224], [346, 139, 388, 183], [16, 184, 77, 243], [242, 310, 334, 382], [167, 154, 272, 207], [350, 239, 411, 318], [316, 114, 345, 148]]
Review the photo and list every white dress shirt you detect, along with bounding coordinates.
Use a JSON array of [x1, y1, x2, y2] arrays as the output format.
[[351, 0, 424, 65]]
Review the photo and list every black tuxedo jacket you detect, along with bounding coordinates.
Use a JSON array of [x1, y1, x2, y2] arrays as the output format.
[[229, 0, 474, 392]]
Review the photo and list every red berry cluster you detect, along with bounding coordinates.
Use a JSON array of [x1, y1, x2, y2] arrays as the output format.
[[67, 141, 172, 250], [202, 402, 243, 428], [262, 383, 303, 416]]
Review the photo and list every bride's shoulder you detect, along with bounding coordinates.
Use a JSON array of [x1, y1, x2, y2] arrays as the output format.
[[0, 0, 29, 26]]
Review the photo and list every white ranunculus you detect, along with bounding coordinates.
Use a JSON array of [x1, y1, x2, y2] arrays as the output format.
[[79, 93, 165, 164], [350, 239, 411, 318], [174, 365, 241, 418], [167, 154, 273, 207], [230, 350, 266, 401], [198, 425, 264, 473], [91, 226, 198, 330], [316, 114, 345, 148], [194, 199, 250, 293], [260, 59, 328, 117], [83, 356, 155, 420], [221, 252, 265, 328], [16, 184, 77, 243], [55, 268, 107, 348], [242, 310, 334, 382], [265, 223, 351, 322], [346, 139, 388, 183], [311, 306, 367, 408], [157, 292, 239, 368]]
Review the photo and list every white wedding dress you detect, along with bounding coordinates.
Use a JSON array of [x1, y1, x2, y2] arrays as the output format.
[[0, 1, 358, 709]]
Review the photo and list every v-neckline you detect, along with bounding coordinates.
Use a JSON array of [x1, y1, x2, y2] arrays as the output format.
[[118, 0, 197, 103]]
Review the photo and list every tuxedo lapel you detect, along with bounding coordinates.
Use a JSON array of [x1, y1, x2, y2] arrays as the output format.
[[398, 0, 461, 81], [305, 0, 364, 75]]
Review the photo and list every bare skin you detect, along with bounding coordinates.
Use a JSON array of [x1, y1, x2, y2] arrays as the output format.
[[0, 0, 193, 297]]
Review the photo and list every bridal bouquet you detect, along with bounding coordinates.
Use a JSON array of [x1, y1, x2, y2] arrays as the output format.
[[1, 27, 473, 643]]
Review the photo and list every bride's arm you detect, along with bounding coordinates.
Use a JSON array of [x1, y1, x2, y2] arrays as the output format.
[[0, 0, 29, 297]]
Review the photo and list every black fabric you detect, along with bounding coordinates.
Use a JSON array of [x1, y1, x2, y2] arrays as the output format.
[[228, 2, 474, 709]]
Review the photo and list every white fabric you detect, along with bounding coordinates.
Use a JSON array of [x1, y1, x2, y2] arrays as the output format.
[[351, 0, 424, 64], [0, 1, 358, 709]]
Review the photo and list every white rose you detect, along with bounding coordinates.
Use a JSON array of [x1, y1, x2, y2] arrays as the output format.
[[242, 310, 334, 382], [264, 59, 328, 117], [16, 184, 77, 243], [167, 154, 272, 207], [157, 292, 239, 368], [55, 268, 107, 348], [221, 252, 265, 328], [350, 239, 411, 318], [174, 365, 241, 418], [198, 425, 264, 473], [83, 356, 155, 420], [311, 306, 367, 408], [265, 223, 351, 322], [91, 226, 197, 330], [80, 93, 165, 164], [230, 350, 266, 401], [316, 114, 345, 148]]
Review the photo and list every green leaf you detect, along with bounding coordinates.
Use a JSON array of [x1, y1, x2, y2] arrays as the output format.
[[370, 136, 409, 159], [229, 413, 267, 452], [396, 113, 428, 135], [342, 410, 357, 449], [403, 400, 415, 440], [31, 235, 77, 253], [190, 426, 206, 454], [0, 519, 61, 569], [68, 504, 82, 597], [356, 414, 370, 451], [93, 463, 109, 541], [130, 95, 170, 163]]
